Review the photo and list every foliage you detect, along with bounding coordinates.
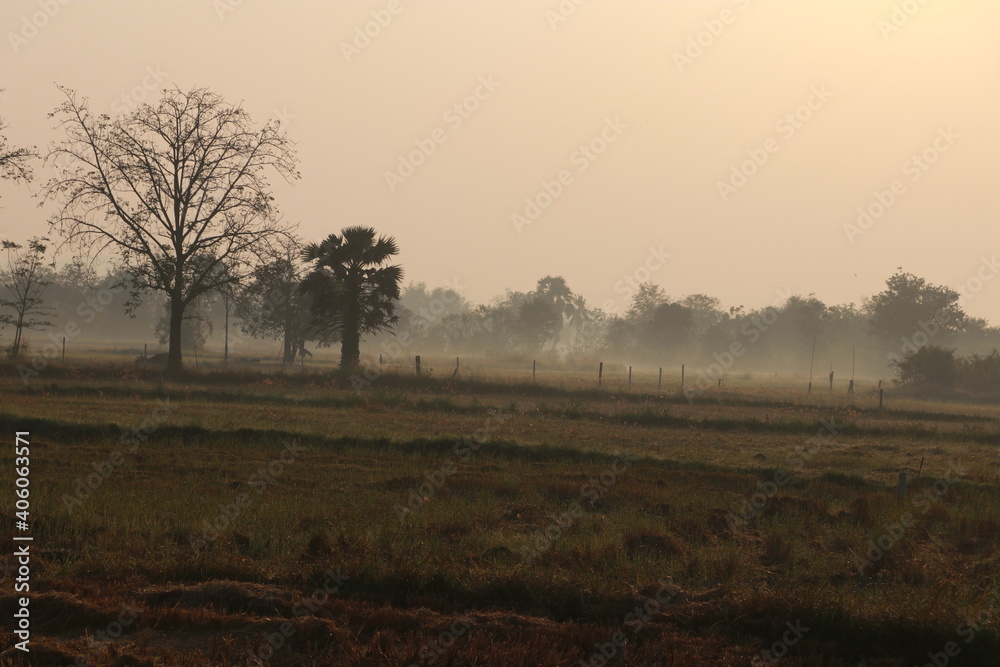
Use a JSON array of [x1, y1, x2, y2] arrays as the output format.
[[865, 271, 965, 347], [0, 236, 53, 358], [890, 345, 958, 387], [0, 92, 36, 190], [234, 237, 317, 364], [301, 226, 403, 369]]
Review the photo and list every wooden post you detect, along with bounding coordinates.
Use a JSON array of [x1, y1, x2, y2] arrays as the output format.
[[456, 356, 460, 368], [415, 355, 421, 376], [681, 364, 685, 389], [628, 366, 632, 391], [379, 353, 383, 367], [532, 360, 536, 383], [144, 342, 147, 359], [879, 388, 884, 410], [598, 362, 603, 388], [848, 379, 854, 395], [658, 367, 662, 395], [898, 471, 907, 500], [62, 337, 66, 362], [916, 457, 925, 481], [808, 336, 816, 393]]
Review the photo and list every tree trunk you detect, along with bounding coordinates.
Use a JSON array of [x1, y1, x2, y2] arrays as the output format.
[[340, 306, 360, 370], [10, 311, 25, 358], [166, 296, 184, 376], [10, 327, 21, 359], [223, 301, 229, 370], [282, 330, 295, 365]]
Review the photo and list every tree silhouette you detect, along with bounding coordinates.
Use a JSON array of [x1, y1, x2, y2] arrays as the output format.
[[301, 227, 403, 370], [865, 271, 965, 348], [1, 237, 53, 358], [45, 86, 298, 375], [237, 237, 319, 365], [0, 94, 35, 190]]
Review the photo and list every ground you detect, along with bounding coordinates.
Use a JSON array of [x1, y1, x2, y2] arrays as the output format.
[[0, 357, 998, 665]]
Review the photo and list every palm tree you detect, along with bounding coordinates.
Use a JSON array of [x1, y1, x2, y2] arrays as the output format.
[[301, 226, 403, 370]]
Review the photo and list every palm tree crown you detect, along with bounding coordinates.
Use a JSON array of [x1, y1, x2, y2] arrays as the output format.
[[301, 226, 403, 369]]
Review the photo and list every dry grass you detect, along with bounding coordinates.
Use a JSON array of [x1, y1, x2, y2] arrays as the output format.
[[0, 360, 998, 665]]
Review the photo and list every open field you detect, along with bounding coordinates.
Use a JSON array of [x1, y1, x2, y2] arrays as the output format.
[[1, 360, 998, 665]]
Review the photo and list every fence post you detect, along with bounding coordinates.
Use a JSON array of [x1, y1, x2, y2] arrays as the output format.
[[532, 360, 536, 383], [681, 364, 685, 389], [416, 355, 421, 376], [879, 388, 884, 410], [62, 337, 66, 362], [628, 366, 632, 392], [379, 353, 383, 368], [598, 362, 603, 388], [658, 367, 662, 395]]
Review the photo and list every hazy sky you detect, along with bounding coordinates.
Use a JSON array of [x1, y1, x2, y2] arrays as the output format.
[[1, 1, 999, 319]]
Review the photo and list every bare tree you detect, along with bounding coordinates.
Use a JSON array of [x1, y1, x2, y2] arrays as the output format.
[[44, 86, 299, 374], [0, 91, 36, 196], [0, 237, 53, 358]]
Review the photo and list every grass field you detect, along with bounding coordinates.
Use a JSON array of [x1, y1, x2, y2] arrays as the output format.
[[0, 358, 998, 666]]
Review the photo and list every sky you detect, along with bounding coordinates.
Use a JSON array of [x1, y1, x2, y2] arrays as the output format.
[[1, 0, 999, 320]]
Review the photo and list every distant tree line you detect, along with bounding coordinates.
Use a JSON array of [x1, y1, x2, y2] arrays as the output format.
[[3, 86, 1000, 386], [1, 86, 402, 375]]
